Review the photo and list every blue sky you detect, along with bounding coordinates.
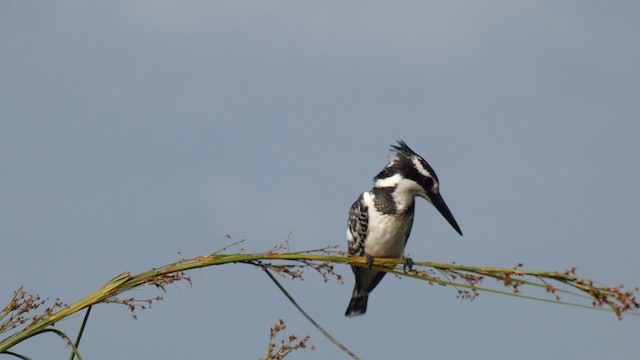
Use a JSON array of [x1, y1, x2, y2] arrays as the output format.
[[1, 2, 639, 359]]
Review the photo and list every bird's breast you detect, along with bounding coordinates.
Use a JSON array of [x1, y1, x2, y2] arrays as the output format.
[[364, 213, 413, 258]]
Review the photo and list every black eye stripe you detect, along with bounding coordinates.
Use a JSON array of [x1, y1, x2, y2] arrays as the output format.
[[404, 166, 431, 186], [422, 177, 434, 190]]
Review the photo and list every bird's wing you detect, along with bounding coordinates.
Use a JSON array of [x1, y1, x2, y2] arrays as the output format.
[[347, 193, 368, 256]]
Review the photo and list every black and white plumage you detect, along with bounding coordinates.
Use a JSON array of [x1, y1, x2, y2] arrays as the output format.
[[345, 141, 463, 317]]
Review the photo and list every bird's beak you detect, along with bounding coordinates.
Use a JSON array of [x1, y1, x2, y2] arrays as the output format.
[[429, 192, 463, 236]]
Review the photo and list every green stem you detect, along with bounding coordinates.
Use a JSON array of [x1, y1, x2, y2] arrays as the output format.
[[69, 306, 91, 360], [1, 350, 32, 360], [1, 250, 635, 353]]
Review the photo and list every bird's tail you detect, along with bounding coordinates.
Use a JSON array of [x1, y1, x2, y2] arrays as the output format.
[[345, 293, 368, 317]]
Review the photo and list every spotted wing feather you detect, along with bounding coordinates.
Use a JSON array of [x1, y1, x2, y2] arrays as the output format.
[[347, 194, 368, 256]]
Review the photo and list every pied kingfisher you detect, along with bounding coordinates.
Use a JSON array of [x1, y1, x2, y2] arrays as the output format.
[[345, 141, 463, 317]]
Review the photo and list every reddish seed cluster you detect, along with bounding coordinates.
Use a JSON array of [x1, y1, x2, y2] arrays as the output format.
[[263, 264, 305, 281], [109, 296, 164, 320], [588, 285, 640, 320], [402, 261, 638, 319], [0, 287, 68, 333], [456, 289, 479, 301], [545, 284, 561, 301], [498, 273, 524, 294], [254, 258, 345, 286], [146, 271, 193, 292], [458, 273, 484, 287], [308, 261, 344, 285], [263, 319, 315, 360]]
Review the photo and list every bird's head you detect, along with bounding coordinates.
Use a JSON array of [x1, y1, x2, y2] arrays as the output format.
[[374, 140, 463, 236]]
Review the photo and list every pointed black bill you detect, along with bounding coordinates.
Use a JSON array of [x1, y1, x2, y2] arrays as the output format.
[[430, 192, 463, 236]]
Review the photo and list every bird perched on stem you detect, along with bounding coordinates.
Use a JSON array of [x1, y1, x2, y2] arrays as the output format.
[[345, 141, 463, 317]]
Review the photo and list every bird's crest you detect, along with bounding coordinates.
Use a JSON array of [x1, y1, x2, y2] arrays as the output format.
[[383, 140, 439, 183], [390, 140, 418, 157]]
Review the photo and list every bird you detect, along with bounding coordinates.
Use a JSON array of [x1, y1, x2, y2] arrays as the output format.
[[345, 140, 463, 317]]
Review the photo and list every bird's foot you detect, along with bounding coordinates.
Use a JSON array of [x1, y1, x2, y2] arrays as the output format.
[[403, 257, 414, 272], [365, 254, 374, 269]]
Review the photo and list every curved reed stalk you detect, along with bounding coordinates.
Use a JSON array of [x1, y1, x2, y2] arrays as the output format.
[[1, 246, 638, 357]]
